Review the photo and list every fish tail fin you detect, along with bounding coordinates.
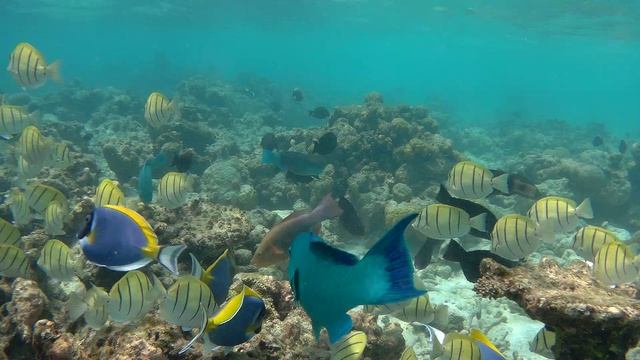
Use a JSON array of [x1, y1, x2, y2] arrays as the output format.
[[261, 148, 279, 166], [327, 313, 354, 344], [310, 193, 343, 223], [28, 110, 41, 124], [443, 240, 467, 262], [170, 99, 181, 120], [575, 198, 593, 219], [189, 253, 204, 278], [491, 173, 511, 194], [67, 291, 88, 322], [47, 60, 63, 83], [469, 213, 488, 232], [536, 221, 555, 244], [360, 213, 425, 304], [158, 244, 187, 274]]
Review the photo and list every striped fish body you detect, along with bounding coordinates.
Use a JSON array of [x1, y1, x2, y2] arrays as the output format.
[[94, 179, 126, 207], [37, 239, 78, 281], [572, 226, 618, 261], [44, 201, 67, 236], [330, 331, 367, 360], [593, 242, 640, 286], [7, 42, 61, 89], [530, 327, 556, 357], [7, 189, 32, 226], [17, 155, 43, 178], [83, 287, 110, 329], [363, 299, 410, 315], [442, 334, 482, 360], [413, 204, 483, 240], [144, 92, 178, 128], [0, 244, 29, 278], [157, 172, 193, 209], [528, 197, 593, 233], [18, 125, 52, 164], [390, 295, 436, 324], [25, 183, 67, 214], [48, 142, 71, 166], [0, 218, 21, 246], [399, 347, 418, 360], [490, 214, 542, 260], [107, 271, 163, 322], [0, 106, 36, 138], [159, 276, 217, 329], [447, 161, 495, 199]]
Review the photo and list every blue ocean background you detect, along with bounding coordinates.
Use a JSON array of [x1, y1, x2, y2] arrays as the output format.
[[2, 0, 639, 135]]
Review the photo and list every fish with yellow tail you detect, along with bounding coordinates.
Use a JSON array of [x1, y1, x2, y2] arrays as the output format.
[[190, 250, 234, 306], [7, 42, 62, 89], [179, 285, 266, 354], [447, 161, 510, 199], [0, 104, 39, 140], [440, 329, 505, 360], [412, 204, 488, 240], [528, 196, 593, 233], [593, 241, 640, 286], [144, 92, 180, 128], [156, 172, 194, 209], [107, 270, 165, 323], [67, 282, 110, 329], [572, 225, 619, 261], [77, 205, 186, 274], [94, 178, 126, 207], [288, 214, 424, 344], [158, 275, 218, 329], [330, 331, 367, 360]]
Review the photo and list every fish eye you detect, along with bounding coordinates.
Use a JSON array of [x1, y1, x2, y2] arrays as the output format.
[[84, 214, 91, 223]]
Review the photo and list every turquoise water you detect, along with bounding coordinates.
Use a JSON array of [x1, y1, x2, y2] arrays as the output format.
[[2, 0, 640, 132]]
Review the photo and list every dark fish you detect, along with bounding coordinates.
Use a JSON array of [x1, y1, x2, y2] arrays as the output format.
[[285, 171, 316, 183], [435, 184, 496, 239], [312, 132, 338, 155], [262, 149, 327, 177], [309, 106, 330, 119], [619, 140, 627, 154], [442, 240, 520, 283], [592, 136, 603, 147], [261, 133, 277, 151], [413, 239, 443, 270], [490, 170, 541, 199], [337, 196, 365, 236], [292, 88, 304, 101], [173, 148, 195, 173]]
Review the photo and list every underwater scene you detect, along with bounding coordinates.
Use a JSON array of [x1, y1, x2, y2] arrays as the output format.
[[1, 0, 640, 359]]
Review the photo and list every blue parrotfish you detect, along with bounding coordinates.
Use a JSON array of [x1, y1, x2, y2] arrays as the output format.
[[190, 250, 235, 306], [288, 213, 424, 344], [137, 151, 173, 203], [77, 205, 185, 274]]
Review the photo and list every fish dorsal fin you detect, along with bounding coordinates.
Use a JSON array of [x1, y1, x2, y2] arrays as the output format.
[[209, 285, 247, 329], [308, 235, 359, 265], [470, 329, 504, 357]]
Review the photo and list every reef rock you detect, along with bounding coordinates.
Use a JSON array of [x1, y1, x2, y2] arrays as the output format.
[[8, 279, 48, 340]]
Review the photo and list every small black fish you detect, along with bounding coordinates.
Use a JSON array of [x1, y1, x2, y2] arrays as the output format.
[[337, 196, 365, 236], [261, 133, 277, 151], [285, 171, 316, 184], [173, 149, 195, 173], [308, 106, 330, 119], [436, 184, 496, 240], [592, 136, 604, 147], [312, 132, 338, 155], [292, 88, 304, 102], [413, 239, 444, 270], [490, 170, 541, 199], [442, 240, 520, 283], [619, 140, 627, 154]]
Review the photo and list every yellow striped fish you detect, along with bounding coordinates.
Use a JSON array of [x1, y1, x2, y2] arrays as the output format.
[[0, 218, 21, 246], [528, 196, 593, 233], [0, 244, 29, 278], [490, 214, 552, 261], [107, 270, 164, 322], [530, 327, 556, 357], [447, 161, 510, 200], [94, 179, 126, 207], [158, 275, 217, 329], [37, 239, 79, 281], [17, 155, 43, 178], [157, 172, 193, 209], [399, 347, 418, 360], [7, 42, 62, 89], [48, 142, 72, 166], [572, 225, 619, 261], [0, 105, 38, 139], [44, 201, 67, 236], [441, 333, 481, 360], [144, 92, 180, 128], [330, 330, 367, 360], [593, 242, 640, 286], [389, 294, 441, 324], [67, 283, 110, 329], [7, 189, 32, 226], [412, 204, 487, 240], [18, 125, 53, 164], [363, 300, 410, 315], [25, 183, 67, 214]]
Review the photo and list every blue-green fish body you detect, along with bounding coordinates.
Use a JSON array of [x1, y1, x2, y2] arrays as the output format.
[[262, 149, 326, 177], [288, 214, 424, 344], [137, 160, 153, 203]]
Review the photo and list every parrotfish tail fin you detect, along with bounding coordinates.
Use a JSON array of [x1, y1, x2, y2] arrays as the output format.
[[361, 213, 425, 304], [469, 213, 488, 232], [189, 253, 204, 278], [47, 60, 63, 83], [575, 198, 594, 219], [327, 313, 354, 345], [536, 220, 555, 244], [67, 292, 88, 322], [310, 193, 343, 223], [158, 244, 187, 274], [179, 303, 208, 355], [491, 173, 511, 194], [261, 148, 281, 167], [443, 239, 466, 262]]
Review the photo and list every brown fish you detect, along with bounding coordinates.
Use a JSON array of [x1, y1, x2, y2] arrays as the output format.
[[251, 194, 343, 267]]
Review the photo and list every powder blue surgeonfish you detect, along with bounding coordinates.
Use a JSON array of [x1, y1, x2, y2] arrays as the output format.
[[179, 285, 267, 354], [190, 250, 235, 305], [288, 213, 424, 344], [77, 205, 186, 274]]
